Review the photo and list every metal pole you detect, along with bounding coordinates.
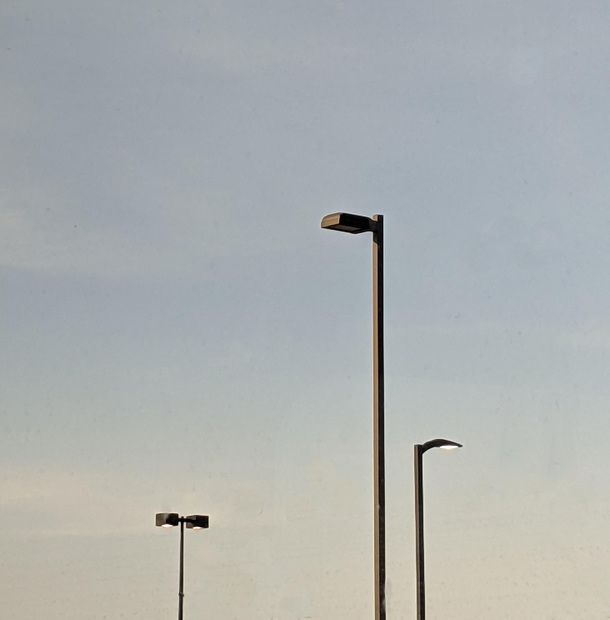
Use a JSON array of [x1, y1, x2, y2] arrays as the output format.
[[179, 518, 185, 620], [414, 445, 425, 620], [372, 214, 385, 620]]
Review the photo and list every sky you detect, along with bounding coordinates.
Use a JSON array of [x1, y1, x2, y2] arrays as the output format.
[[2, 0, 610, 618]]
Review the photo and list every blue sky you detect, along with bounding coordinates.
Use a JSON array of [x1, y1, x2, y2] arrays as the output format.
[[2, 0, 610, 618]]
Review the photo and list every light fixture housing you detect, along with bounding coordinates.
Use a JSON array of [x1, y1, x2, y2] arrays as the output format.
[[421, 438, 463, 454], [321, 212, 376, 234], [156, 512, 180, 528], [185, 515, 209, 530]]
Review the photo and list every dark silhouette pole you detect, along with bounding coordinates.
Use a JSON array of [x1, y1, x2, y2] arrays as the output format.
[[414, 444, 425, 620], [372, 214, 385, 620], [413, 439, 462, 620], [321, 212, 385, 620], [179, 518, 185, 620]]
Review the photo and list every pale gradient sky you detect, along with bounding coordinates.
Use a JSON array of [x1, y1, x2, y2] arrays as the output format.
[[2, 0, 610, 619]]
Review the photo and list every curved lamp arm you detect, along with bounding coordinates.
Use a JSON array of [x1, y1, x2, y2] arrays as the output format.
[[420, 438, 462, 454]]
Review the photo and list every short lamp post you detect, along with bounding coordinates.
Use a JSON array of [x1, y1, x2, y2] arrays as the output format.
[[156, 512, 210, 620], [414, 439, 462, 620], [321, 212, 385, 620]]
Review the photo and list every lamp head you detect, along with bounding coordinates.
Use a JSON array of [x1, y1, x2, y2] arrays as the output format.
[[420, 438, 463, 454], [185, 515, 209, 530], [321, 212, 376, 234], [156, 512, 180, 528]]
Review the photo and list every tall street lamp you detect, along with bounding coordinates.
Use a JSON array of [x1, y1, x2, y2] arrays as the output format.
[[414, 439, 462, 620], [156, 512, 210, 620], [321, 212, 385, 620]]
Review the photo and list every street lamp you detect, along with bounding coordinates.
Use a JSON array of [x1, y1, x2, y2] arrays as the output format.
[[414, 439, 462, 620], [156, 512, 210, 620], [321, 212, 385, 620]]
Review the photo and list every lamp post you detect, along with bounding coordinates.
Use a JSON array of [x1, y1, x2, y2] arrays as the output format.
[[321, 212, 385, 620], [414, 439, 462, 620], [156, 512, 210, 620]]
